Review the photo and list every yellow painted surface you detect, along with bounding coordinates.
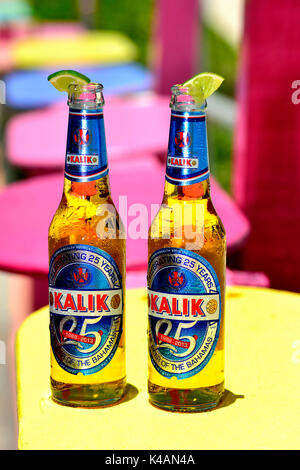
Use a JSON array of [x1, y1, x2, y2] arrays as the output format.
[[11, 31, 137, 68], [16, 286, 300, 450]]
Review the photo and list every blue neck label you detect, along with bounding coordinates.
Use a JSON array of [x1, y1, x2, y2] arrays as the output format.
[[65, 108, 108, 182], [165, 111, 210, 186]]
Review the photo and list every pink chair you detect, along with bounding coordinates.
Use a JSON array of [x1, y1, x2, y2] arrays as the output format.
[[151, 0, 200, 94], [233, 1, 300, 292], [5, 95, 170, 175], [226, 268, 269, 288]]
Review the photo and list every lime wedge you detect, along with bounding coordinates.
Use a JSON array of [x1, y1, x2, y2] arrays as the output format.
[[47, 69, 91, 92], [183, 72, 224, 102]]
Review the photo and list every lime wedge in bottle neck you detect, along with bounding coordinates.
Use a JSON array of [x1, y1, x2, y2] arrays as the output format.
[[47, 69, 91, 92], [182, 72, 224, 103]]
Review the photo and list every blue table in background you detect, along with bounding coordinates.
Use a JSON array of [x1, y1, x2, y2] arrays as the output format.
[[4, 63, 153, 109]]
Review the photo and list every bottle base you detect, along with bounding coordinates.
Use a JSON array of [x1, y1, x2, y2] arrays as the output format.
[[148, 381, 224, 412], [51, 377, 126, 408]]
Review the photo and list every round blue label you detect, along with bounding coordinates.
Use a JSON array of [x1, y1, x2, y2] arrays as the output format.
[[49, 244, 123, 375], [147, 248, 221, 379]]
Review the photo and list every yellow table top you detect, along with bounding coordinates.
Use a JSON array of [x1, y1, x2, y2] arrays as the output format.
[[16, 286, 300, 450], [11, 31, 137, 68]]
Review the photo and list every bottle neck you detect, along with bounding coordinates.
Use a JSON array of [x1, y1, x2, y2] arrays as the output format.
[[163, 103, 210, 202], [163, 178, 210, 203], [63, 106, 110, 198]]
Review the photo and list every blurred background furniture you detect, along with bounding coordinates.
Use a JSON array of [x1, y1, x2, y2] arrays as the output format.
[[4, 64, 153, 110], [5, 95, 169, 174], [152, 0, 200, 94], [233, 0, 300, 292], [2, 30, 138, 70], [0, 156, 250, 318], [0, 20, 87, 72]]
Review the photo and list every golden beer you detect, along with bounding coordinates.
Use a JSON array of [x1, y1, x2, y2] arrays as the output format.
[[48, 84, 126, 407], [147, 85, 226, 411]]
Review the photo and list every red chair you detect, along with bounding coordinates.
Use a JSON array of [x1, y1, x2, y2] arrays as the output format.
[[233, 0, 300, 292], [151, 0, 200, 94]]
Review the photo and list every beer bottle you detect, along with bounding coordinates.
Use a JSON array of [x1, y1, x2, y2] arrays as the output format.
[[147, 84, 226, 411], [48, 83, 126, 407]]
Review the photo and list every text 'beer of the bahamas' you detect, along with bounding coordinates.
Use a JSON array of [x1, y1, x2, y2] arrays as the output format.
[[148, 84, 226, 411], [48, 83, 126, 407]]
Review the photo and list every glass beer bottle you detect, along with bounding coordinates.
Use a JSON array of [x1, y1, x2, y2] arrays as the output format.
[[148, 85, 226, 412], [48, 83, 126, 407]]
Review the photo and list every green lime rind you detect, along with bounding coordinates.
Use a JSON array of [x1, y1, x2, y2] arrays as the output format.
[[183, 72, 224, 102], [47, 69, 91, 92]]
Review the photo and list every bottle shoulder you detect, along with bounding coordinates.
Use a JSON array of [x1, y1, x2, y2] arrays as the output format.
[[49, 194, 125, 245], [50, 193, 121, 221], [150, 197, 225, 234], [149, 196, 226, 258]]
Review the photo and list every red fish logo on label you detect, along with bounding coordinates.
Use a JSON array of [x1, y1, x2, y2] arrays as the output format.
[[168, 270, 185, 288], [74, 128, 91, 145], [175, 131, 191, 148], [73, 267, 90, 285]]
